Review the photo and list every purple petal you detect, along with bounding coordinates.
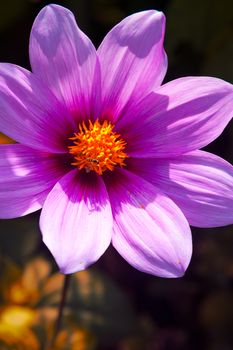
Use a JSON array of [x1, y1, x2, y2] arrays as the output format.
[[0, 144, 66, 218], [128, 151, 233, 227], [40, 170, 113, 274], [0, 63, 74, 152], [119, 77, 233, 158], [98, 10, 167, 122], [105, 169, 192, 277], [30, 4, 101, 120]]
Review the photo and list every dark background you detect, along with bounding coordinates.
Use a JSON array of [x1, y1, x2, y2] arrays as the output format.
[[0, 1, 233, 349]]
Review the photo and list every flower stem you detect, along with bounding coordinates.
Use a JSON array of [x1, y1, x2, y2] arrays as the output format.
[[47, 274, 71, 349]]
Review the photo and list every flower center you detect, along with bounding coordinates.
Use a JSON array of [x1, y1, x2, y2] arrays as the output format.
[[68, 120, 128, 175]]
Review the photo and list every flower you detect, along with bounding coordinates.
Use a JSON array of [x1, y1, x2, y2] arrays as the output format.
[[0, 5, 233, 277]]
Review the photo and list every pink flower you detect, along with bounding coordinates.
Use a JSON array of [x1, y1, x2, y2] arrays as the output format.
[[0, 5, 233, 277]]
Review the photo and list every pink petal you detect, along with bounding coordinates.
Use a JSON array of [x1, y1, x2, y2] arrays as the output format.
[[0, 63, 74, 152], [40, 170, 113, 274], [128, 151, 233, 227], [97, 10, 167, 122], [0, 144, 66, 218], [119, 77, 233, 158], [30, 4, 101, 120], [105, 169, 192, 277]]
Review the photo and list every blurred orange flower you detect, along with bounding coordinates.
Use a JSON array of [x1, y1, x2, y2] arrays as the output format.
[[0, 132, 14, 144], [0, 306, 39, 349]]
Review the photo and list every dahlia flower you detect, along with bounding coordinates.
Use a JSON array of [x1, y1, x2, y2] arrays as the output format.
[[0, 5, 233, 277]]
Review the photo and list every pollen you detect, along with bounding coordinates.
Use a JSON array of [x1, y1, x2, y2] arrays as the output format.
[[68, 119, 128, 175]]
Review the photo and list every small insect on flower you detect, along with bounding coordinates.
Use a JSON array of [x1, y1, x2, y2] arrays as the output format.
[[85, 159, 99, 174], [0, 5, 233, 277]]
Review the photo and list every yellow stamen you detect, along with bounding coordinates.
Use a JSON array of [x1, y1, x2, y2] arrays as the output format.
[[68, 120, 128, 175]]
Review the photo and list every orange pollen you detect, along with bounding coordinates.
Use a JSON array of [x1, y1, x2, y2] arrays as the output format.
[[68, 119, 128, 175]]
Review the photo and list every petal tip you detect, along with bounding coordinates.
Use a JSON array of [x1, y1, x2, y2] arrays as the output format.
[[59, 262, 87, 275], [172, 260, 187, 278], [153, 259, 189, 279]]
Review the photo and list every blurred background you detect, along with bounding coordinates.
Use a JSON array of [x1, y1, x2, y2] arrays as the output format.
[[0, 0, 233, 349]]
